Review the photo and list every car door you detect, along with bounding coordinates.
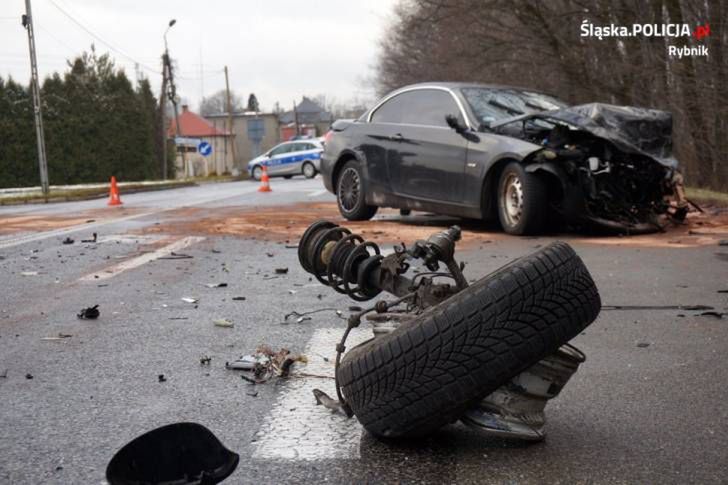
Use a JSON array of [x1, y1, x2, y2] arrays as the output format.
[[267, 143, 294, 175], [381, 89, 469, 203]]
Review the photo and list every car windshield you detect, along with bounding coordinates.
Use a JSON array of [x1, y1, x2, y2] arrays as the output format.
[[460, 88, 567, 128]]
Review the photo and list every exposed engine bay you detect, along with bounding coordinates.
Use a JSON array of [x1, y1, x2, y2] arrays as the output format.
[[492, 103, 688, 233]]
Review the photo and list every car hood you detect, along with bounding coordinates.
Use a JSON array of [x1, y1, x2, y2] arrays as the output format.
[[490, 103, 677, 168]]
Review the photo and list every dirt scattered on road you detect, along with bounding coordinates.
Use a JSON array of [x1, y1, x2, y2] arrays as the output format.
[[0, 207, 145, 235], [136, 202, 728, 249]]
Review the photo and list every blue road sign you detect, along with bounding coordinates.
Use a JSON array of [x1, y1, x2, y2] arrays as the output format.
[[198, 141, 212, 157]]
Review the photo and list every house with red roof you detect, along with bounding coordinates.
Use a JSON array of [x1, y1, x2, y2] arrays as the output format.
[[168, 105, 234, 178]]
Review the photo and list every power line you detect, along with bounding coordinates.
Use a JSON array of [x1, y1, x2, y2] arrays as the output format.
[[45, 0, 163, 75]]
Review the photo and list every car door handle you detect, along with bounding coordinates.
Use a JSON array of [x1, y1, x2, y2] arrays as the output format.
[[390, 133, 405, 142]]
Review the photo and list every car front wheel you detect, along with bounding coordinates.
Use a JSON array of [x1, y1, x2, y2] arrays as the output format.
[[302, 162, 317, 179], [252, 165, 263, 181], [497, 162, 548, 235], [336, 161, 377, 221]]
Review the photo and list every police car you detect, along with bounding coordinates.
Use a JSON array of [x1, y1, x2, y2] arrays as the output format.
[[247, 139, 323, 180]]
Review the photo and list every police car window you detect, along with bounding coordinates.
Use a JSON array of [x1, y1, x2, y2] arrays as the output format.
[[270, 144, 291, 156], [371, 90, 460, 127]]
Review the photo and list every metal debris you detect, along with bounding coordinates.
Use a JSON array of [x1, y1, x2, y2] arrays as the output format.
[[81, 233, 98, 243], [232, 296, 246, 301], [696, 311, 725, 319], [200, 356, 212, 365], [21, 271, 38, 276], [158, 374, 167, 382], [181, 297, 199, 304], [159, 252, 193, 260], [313, 389, 347, 415], [62, 237, 74, 245], [637, 342, 650, 348], [205, 283, 228, 288], [77, 305, 100, 320], [275, 267, 289, 274], [25, 373, 33, 379], [41, 333, 73, 341], [281, 308, 344, 324], [226, 345, 307, 383], [213, 318, 234, 328]]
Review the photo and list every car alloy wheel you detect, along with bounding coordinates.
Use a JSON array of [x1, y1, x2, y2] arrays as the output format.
[[252, 166, 263, 181], [303, 162, 316, 179], [339, 167, 361, 213], [501, 173, 524, 227]]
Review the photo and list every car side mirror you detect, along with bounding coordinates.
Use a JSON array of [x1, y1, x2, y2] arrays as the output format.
[[445, 114, 466, 134]]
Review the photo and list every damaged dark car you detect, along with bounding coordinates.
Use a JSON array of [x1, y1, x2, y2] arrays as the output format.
[[320, 83, 687, 235]]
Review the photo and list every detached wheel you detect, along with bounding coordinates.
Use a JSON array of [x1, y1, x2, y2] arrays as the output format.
[[252, 166, 263, 181], [337, 241, 601, 438], [336, 161, 377, 221], [302, 162, 317, 179], [497, 162, 548, 235]]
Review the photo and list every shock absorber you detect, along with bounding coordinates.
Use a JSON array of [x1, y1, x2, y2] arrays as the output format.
[[298, 220, 385, 301]]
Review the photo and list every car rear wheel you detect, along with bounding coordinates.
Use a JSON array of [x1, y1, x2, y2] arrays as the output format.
[[252, 165, 263, 181], [336, 161, 377, 221], [497, 162, 548, 235], [302, 162, 317, 179]]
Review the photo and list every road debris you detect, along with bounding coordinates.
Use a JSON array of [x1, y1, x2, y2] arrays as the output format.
[[21, 271, 39, 276], [0, 369, 7, 378], [213, 318, 234, 328], [266, 252, 274, 257], [232, 296, 246, 301], [41, 333, 73, 341], [275, 267, 289, 274], [159, 252, 193, 260], [200, 356, 212, 365], [696, 311, 725, 319], [313, 389, 347, 416], [204, 282, 228, 288], [81, 233, 98, 243], [181, 297, 199, 304], [25, 373, 33, 380], [77, 305, 100, 320], [158, 374, 167, 383], [226, 345, 307, 383], [281, 308, 344, 324], [637, 342, 651, 348], [62, 237, 74, 245]]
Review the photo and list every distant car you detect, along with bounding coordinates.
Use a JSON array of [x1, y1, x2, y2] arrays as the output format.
[[247, 140, 323, 180], [320, 82, 686, 235]]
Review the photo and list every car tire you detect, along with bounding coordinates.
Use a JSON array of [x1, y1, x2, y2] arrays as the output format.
[[497, 162, 549, 235], [302, 162, 317, 179], [336, 160, 377, 221], [252, 165, 263, 181], [284, 175, 293, 179], [337, 241, 601, 438]]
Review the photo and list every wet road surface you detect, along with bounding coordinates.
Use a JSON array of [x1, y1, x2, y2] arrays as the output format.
[[1, 177, 727, 484]]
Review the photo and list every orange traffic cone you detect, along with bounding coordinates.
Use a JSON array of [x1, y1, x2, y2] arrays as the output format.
[[258, 166, 272, 193], [108, 176, 123, 206]]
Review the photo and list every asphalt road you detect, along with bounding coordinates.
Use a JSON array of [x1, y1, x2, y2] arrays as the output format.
[[1, 177, 727, 484]]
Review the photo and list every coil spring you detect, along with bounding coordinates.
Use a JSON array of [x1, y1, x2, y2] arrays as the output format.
[[298, 220, 383, 301]]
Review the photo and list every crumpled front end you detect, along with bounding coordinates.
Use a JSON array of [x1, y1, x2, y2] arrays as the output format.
[[515, 103, 688, 233]]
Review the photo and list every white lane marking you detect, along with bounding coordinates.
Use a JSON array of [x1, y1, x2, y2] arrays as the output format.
[[78, 236, 205, 281], [0, 188, 259, 250], [253, 327, 370, 461], [307, 189, 328, 197]]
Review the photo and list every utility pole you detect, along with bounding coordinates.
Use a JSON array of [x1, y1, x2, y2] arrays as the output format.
[[163, 20, 186, 177], [223, 65, 237, 172], [293, 99, 300, 138], [22, 0, 49, 196], [159, 59, 168, 179]]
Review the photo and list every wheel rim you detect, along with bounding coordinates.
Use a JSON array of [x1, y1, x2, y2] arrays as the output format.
[[303, 163, 315, 177], [339, 167, 361, 212], [502, 173, 524, 227], [253, 167, 262, 180]]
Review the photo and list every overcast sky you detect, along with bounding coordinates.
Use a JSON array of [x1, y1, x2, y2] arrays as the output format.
[[1, 0, 398, 112]]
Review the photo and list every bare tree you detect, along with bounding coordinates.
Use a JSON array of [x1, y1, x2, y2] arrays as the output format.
[[199, 89, 244, 116]]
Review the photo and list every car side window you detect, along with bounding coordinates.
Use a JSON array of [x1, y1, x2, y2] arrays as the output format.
[[270, 144, 291, 156], [371, 89, 462, 127]]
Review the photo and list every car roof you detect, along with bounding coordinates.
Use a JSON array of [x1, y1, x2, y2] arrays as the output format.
[[386, 82, 559, 98]]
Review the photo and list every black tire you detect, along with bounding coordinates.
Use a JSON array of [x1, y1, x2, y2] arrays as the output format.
[[302, 162, 317, 179], [337, 241, 601, 438], [284, 175, 293, 179], [336, 160, 378, 221], [497, 162, 549, 235], [252, 165, 263, 181]]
